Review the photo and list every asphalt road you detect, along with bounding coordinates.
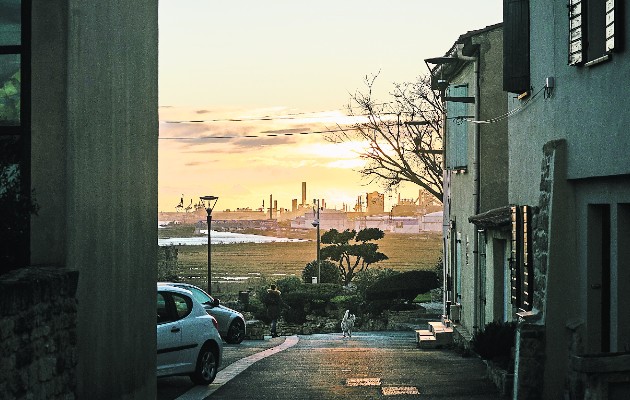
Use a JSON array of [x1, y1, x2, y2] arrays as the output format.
[[158, 331, 504, 400]]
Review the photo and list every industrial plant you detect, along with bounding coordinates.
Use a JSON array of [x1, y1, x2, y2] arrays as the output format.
[[158, 182, 442, 234]]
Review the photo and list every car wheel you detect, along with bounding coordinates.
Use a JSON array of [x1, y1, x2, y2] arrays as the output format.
[[190, 344, 218, 385], [225, 319, 245, 344]]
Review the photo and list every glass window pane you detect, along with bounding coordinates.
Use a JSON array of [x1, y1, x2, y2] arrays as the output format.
[[0, 0, 22, 46], [0, 54, 20, 126]]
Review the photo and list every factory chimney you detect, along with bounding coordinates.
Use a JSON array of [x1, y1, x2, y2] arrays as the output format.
[[302, 182, 306, 206]]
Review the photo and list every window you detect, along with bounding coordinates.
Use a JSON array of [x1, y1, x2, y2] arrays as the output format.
[[503, 0, 530, 93], [510, 205, 533, 311], [172, 293, 193, 319], [446, 84, 469, 170], [0, 0, 30, 273], [569, 0, 620, 66]]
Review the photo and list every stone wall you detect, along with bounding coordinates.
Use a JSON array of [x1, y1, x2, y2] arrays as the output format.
[[0, 267, 78, 399], [157, 245, 178, 281], [513, 323, 545, 399]]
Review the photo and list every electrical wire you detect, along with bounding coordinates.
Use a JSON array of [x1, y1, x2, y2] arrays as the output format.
[[158, 126, 361, 140], [466, 86, 545, 124]]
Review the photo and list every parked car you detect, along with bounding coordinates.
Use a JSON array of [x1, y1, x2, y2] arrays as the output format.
[[165, 282, 246, 344], [157, 284, 223, 384]]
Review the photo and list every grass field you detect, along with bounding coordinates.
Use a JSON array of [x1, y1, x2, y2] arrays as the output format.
[[161, 225, 442, 298]]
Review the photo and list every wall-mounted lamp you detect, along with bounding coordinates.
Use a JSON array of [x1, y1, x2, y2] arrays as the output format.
[[425, 56, 458, 92]]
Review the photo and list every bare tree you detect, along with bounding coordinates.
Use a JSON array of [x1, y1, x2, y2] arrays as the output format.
[[328, 73, 443, 202]]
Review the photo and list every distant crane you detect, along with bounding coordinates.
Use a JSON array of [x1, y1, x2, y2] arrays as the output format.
[[175, 195, 184, 212]]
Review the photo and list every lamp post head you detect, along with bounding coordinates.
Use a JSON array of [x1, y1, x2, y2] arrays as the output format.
[[199, 195, 219, 215]]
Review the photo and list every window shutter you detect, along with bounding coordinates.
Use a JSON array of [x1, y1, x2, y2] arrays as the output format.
[[605, 0, 616, 52], [522, 206, 533, 310], [446, 84, 468, 170], [569, 0, 583, 65], [510, 206, 521, 306], [503, 0, 530, 93], [510, 205, 534, 311]]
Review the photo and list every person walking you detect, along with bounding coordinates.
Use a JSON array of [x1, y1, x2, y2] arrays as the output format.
[[265, 284, 282, 337]]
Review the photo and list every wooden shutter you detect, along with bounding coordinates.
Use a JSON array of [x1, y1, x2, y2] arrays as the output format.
[[510, 206, 521, 306], [605, 0, 616, 52], [445, 84, 468, 170], [503, 0, 530, 93], [510, 205, 534, 311], [522, 206, 533, 310]]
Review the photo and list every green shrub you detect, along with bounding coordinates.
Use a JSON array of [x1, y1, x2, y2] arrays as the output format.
[[354, 268, 399, 298], [472, 321, 517, 365], [281, 283, 342, 323], [275, 275, 303, 293], [365, 270, 440, 302], [302, 260, 342, 284], [330, 294, 362, 313]]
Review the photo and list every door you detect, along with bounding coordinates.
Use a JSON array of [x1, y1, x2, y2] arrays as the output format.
[[586, 204, 611, 353], [156, 292, 182, 375]]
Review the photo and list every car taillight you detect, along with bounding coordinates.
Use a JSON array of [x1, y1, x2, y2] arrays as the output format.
[[210, 316, 219, 331]]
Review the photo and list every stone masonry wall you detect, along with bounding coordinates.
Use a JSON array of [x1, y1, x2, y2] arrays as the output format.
[[0, 267, 79, 400]]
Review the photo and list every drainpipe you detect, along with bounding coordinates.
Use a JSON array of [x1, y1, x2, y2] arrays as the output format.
[[456, 43, 480, 332]]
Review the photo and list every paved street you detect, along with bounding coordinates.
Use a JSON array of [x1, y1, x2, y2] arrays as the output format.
[[158, 331, 504, 400]]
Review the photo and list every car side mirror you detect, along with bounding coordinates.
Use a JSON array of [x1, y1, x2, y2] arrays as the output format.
[[212, 298, 220, 307]]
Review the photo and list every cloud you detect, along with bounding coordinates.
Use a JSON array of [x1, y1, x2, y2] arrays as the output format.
[[184, 160, 220, 167]]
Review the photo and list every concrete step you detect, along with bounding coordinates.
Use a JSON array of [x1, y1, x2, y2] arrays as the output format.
[[417, 335, 438, 349], [428, 321, 447, 334], [415, 329, 433, 343], [434, 329, 453, 345]]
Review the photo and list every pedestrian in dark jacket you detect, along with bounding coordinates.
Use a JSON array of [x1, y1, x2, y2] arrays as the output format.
[[266, 284, 282, 337]]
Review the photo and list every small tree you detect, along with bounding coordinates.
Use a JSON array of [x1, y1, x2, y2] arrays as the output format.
[[320, 228, 388, 285], [302, 260, 342, 284]]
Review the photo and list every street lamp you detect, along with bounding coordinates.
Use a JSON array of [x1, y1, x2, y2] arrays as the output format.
[[311, 199, 321, 284], [200, 195, 219, 295]]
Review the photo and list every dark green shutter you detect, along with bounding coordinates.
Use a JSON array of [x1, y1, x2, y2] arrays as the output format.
[[503, 0, 530, 93]]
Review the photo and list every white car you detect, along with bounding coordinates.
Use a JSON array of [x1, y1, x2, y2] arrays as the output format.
[[165, 282, 247, 344], [157, 284, 223, 384]]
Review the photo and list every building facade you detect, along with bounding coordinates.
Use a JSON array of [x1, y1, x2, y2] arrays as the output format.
[[432, 23, 508, 335], [1, 2, 158, 399], [503, 0, 630, 398]]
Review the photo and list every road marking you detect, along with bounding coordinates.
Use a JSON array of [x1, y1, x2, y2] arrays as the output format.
[[382, 386, 420, 396], [175, 335, 300, 400], [346, 377, 381, 386]]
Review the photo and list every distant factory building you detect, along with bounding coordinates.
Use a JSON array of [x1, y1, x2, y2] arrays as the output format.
[[366, 191, 385, 215]]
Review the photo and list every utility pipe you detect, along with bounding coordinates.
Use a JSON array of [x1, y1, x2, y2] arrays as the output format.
[[456, 43, 481, 332]]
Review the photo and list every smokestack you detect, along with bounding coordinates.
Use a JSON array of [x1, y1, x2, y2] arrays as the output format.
[[302, 182, 306, 206], [274, 200, 277, 211], [270, 194, 273, 219]]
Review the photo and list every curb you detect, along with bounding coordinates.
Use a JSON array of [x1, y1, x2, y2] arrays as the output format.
[[175, 335, 300, 399]]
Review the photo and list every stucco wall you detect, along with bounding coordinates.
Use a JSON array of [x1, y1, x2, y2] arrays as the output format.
[[446, 25, 507, 333], [508, 1, 630, 206], [29, 2, 158, 399], [507, 2, 630, 398], [478, 28, 508, 214]]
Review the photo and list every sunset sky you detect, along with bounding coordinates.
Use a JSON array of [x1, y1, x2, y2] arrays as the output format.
[[158, 1, 503, 212]]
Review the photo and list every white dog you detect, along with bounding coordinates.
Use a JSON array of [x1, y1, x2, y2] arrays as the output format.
[[341, 310, 356, 338]]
